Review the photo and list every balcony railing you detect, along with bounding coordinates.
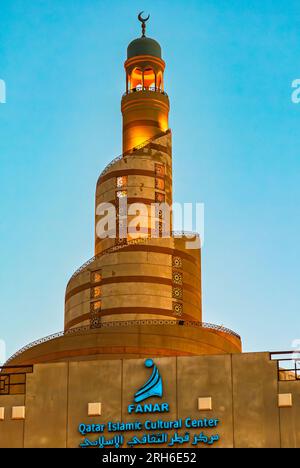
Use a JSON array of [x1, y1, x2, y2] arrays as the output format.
[[123, 87, 168, 97], [5, 320, 241, 364]]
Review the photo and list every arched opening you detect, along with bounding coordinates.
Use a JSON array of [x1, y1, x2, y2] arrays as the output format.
[[143, 67, 156, 90], [127, 67, 160, 92], [129, 67, 143, 91], [156, 71, 163, 91]]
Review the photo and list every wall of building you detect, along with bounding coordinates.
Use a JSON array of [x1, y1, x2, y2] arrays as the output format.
[[0, 352, 299, 448]]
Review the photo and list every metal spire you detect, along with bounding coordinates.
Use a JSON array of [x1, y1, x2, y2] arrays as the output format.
[[138, 11, 150, 37]]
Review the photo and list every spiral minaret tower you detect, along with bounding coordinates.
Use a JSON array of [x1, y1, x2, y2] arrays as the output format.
[[7, 15, 241, 366]]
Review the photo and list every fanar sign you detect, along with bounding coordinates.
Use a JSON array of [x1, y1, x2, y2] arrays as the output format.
[[78, 359, 220, 448]]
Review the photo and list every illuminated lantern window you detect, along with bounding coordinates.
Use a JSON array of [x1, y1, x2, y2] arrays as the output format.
[[91, 286, 102, 299], [116, 176, 128, 188], [91, 301, 102, 312], [91, 271, 102, 283], [155, 192, 165, 203], [155, 164, 165, 177], [155, 178, 165, 190], [117, 190, 127, 198]]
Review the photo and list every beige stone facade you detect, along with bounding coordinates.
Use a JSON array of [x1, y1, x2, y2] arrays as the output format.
[[1, 353, 300, 448]]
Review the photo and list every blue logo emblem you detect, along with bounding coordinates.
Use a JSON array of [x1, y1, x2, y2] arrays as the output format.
[[134, 359, 163, 403]]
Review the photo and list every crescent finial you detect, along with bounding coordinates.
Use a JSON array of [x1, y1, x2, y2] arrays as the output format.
[[138, 11, 150, 37]]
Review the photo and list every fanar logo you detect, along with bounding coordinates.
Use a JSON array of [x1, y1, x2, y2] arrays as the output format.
[[128, 359, 169, 414]]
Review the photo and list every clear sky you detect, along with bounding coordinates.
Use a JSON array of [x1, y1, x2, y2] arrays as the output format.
[[0, 0, 299, 359]]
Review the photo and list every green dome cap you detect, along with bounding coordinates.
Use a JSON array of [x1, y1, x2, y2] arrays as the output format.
[[127, 37, 162, 59]]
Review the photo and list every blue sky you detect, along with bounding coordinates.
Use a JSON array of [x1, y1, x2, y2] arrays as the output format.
[[0, 0, 299, 358]]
